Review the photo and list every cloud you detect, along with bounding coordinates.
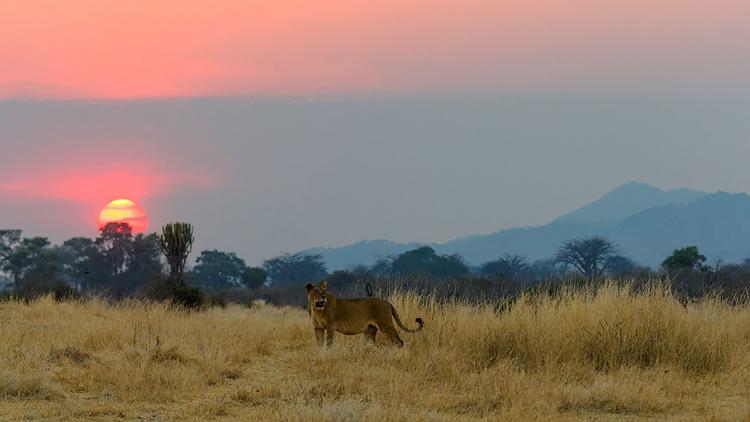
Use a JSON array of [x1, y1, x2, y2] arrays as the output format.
[[0, 164, 214, 205]]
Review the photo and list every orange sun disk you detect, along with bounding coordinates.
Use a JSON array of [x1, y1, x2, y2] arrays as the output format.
[[98, 199, 149, 233]]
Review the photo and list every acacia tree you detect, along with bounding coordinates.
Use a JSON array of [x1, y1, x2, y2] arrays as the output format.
[[158, 222, 194, 285], [241, 267, 267, 289], [530, 258, 564, 281], [0, 229, 22, 287], [0, 229, 22, 263], [263, 253, 327, 285], [605, 255, 639, 276], [13, 246, 69, 297], [86, 223, 162, 294], [3, 237, 51, 284], [555, 236, 618, 278], [190, 249, 247, 288], [662, 246, 707, 273], [480, 254, 530, 281], [95, 223, 133, 275], [127, 233, 164, 288], [388, 247, 469, 279], [60, 237, 95, 290]]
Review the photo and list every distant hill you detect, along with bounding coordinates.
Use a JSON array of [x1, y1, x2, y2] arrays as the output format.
[[432, 222, 612, 266], [554, 182, 706, 224], [609, 191, 750, 266], [303, 239, 421, 271], [303, 183, 750, 270]]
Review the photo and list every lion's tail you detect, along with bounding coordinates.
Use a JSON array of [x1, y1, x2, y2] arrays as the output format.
[[390, 304, 424, 333]]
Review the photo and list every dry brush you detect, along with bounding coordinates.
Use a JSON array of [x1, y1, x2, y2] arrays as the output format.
[[1, 283, 749, 420]]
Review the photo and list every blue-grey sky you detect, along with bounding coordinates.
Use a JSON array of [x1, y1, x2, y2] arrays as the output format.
[[3, 1, 750, 264], [2, 94, 750, 265]]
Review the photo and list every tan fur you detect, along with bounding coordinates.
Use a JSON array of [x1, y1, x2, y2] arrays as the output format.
[[305, 280, 424, 347]]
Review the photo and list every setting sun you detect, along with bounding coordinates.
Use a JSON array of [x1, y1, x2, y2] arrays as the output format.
[[98, 199, 149, 233]]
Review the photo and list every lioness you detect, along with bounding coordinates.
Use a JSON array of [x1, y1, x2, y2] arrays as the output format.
[[305, 280, 424, 347]]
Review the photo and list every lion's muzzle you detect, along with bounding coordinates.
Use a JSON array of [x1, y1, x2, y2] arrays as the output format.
[[314, 300, 326, 310]]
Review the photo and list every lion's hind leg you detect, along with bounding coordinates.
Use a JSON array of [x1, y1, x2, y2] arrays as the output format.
[[379, 321, 404, 347], [363, 325, 378, 343]]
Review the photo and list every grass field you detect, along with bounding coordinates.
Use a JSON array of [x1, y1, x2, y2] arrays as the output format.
[[1, 283, 750, 421]]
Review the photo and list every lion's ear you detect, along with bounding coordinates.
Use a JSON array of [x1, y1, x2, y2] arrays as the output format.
[[320, 280, 328, 291], [305, 283, 314, 291]]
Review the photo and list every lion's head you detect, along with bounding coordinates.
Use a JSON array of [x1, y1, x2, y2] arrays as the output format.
[[305, 280, 328, 311]]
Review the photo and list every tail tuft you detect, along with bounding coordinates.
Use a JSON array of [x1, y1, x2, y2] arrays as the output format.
[[391, 304, 424, 333]]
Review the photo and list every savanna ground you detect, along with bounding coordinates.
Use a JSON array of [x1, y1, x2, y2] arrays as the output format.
[[1, 284, 750, 421]]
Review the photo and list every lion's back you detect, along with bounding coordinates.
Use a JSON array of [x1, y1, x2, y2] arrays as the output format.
[[334, 297, 391, 324]]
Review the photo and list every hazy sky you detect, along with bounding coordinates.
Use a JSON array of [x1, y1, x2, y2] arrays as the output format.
[[2, 1, 750, 264], [3, 0, 750, 98]]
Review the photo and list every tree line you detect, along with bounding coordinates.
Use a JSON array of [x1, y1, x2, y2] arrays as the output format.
[[2, 223, 749, 304], [0, 223, 331, 299]]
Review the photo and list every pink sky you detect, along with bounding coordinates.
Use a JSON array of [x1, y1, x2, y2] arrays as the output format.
[[2, 0, 749, 99], [0, 125, 219, 238], [0, 131, 216, 227]]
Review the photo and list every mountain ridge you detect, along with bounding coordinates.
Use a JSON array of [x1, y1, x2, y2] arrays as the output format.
[[301, 183, 750, 270], [554, 181, 706, 224]]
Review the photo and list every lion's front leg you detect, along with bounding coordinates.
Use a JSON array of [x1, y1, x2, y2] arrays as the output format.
[[325, 326, 335, 346], [314, 328, 325, 347]]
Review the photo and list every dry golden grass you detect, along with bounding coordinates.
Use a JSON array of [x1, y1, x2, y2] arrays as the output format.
[[2, 283, 750, 420]]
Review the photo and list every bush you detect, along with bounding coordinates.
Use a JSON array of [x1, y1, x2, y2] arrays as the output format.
[[14, 278, 80, 302], [171, 284, 204, 309], [201, 287, 258, 308], [142, 276, 204, 309]]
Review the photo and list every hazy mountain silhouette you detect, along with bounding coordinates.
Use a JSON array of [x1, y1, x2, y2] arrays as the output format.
[[609, 191, 750, 266], [305, 239, 422, 270], [303, 183, 750, 270], [553, 182, 706, 224]]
